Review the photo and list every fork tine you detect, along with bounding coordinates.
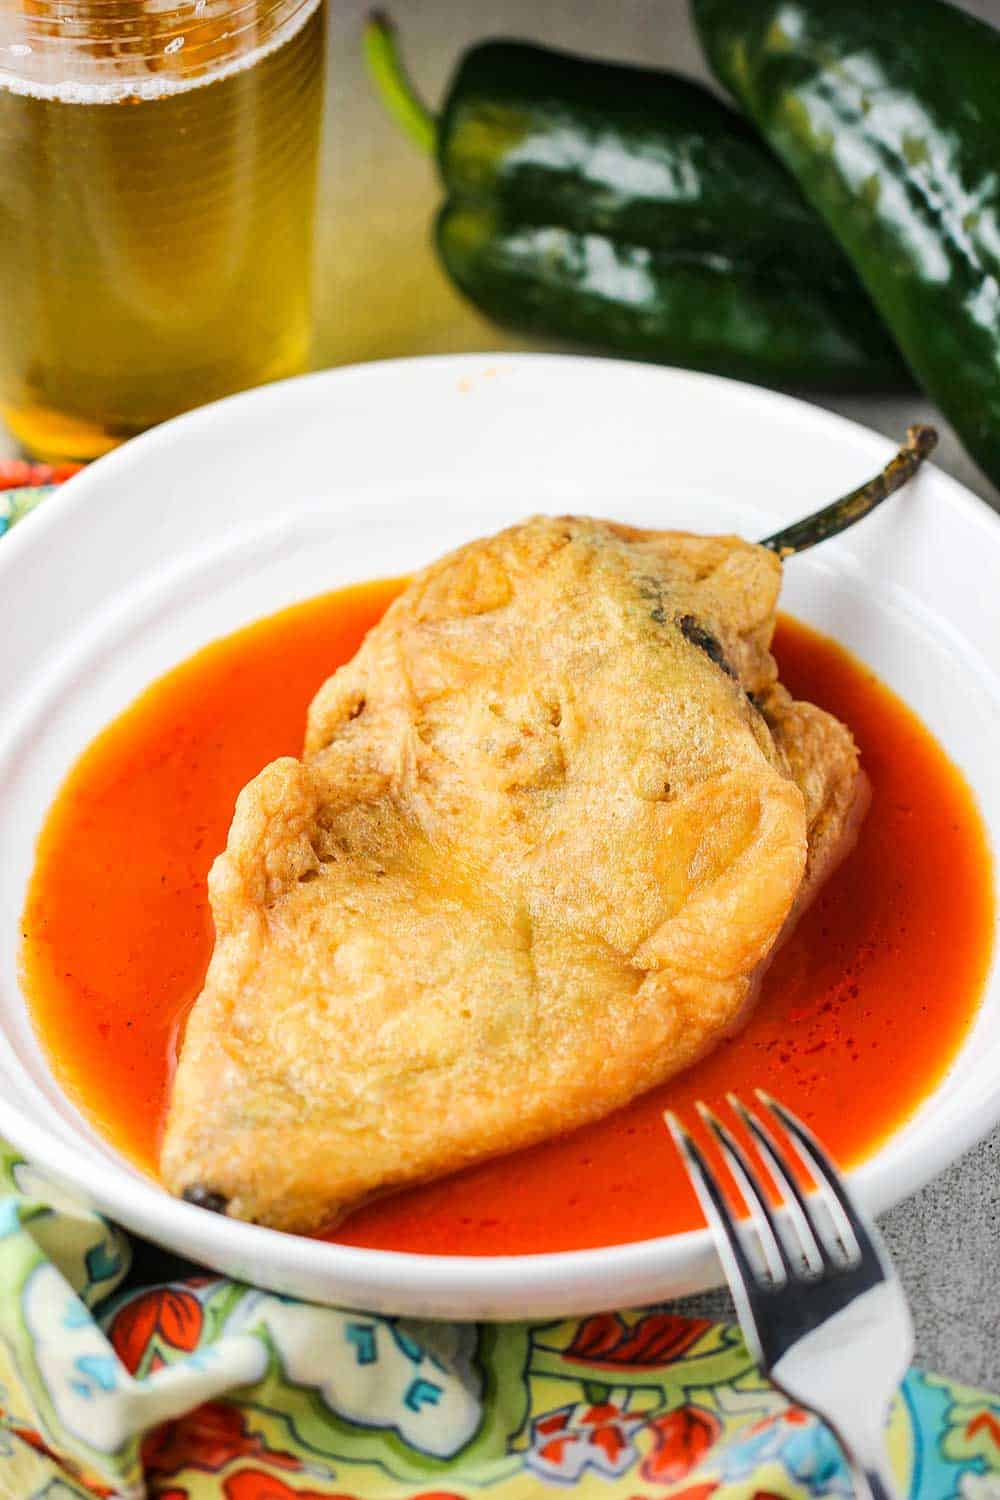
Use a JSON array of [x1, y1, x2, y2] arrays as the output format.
[[696, 1102, 795, 1285], [727, 1094, 829, 1274], [665, 1111, 765, 1360], [757, 1091, 873, 1265]]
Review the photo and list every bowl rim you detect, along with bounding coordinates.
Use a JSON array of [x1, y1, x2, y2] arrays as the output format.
[[2, 350, 998, 1315]]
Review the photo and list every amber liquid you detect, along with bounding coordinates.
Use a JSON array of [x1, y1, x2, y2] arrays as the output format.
[[0, 2, 325, 460]]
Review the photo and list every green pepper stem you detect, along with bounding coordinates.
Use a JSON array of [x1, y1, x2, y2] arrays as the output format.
[[364, 13, 437, 156], [761, 424, 938, 559]]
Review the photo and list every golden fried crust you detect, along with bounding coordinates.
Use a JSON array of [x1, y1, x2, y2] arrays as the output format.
[[161, 517, 859, 1232]]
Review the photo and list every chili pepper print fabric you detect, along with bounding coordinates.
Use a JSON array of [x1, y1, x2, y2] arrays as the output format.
[[0, 1145, 998, 1500]]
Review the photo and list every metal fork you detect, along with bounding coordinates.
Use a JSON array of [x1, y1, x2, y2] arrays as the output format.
[[667, 1092, 913, 1500]]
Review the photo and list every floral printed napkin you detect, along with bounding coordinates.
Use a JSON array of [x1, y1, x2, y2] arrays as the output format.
[[1, 1142, 998, 1500], [0, 460, 81, 536], [0, 482, 54, 537]]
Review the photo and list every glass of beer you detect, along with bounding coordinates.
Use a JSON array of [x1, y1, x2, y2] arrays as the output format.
[[0, 0, 326, 461]]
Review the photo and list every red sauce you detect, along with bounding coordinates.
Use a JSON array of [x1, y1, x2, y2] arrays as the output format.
[[20, 581, 994, 1254]]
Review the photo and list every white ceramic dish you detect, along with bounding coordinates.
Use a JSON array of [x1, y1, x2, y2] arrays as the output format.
[[1, 354, 998, 1319]]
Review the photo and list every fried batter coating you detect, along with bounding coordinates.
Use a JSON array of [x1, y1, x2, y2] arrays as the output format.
[[161, 518, 860, 1231]]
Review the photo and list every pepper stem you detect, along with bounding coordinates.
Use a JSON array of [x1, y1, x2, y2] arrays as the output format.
[[761, 424, 938, 559], [364, 13, 437, 156]]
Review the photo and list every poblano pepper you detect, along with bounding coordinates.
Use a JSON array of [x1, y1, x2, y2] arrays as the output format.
[[365, 17, 908, 391], [692, 0, 1000, 486]]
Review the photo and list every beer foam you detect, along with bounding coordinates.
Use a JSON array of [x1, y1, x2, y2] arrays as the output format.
[[0, 0, 321, 103]]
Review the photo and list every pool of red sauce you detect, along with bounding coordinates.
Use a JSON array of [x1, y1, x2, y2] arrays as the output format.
[[21, 579, 994, 1255]]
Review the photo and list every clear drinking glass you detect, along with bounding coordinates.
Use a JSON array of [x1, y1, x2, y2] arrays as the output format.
[[0, 0, 326, 461]]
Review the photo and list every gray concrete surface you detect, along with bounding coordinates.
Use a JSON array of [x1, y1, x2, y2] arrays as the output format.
[[3, 0, 998, 1386]]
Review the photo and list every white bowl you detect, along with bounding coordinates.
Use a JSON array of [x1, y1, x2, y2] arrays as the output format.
[[1, 354, 998, 1319]]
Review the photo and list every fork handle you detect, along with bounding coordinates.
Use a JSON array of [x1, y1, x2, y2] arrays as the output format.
[[839, 1417, 900, 1499], [854, 1465, 898, 1499]]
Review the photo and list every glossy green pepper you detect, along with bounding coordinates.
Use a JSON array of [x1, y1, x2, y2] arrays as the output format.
[[365, 18, 908, 391], [692, 0, 1000, 486]]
